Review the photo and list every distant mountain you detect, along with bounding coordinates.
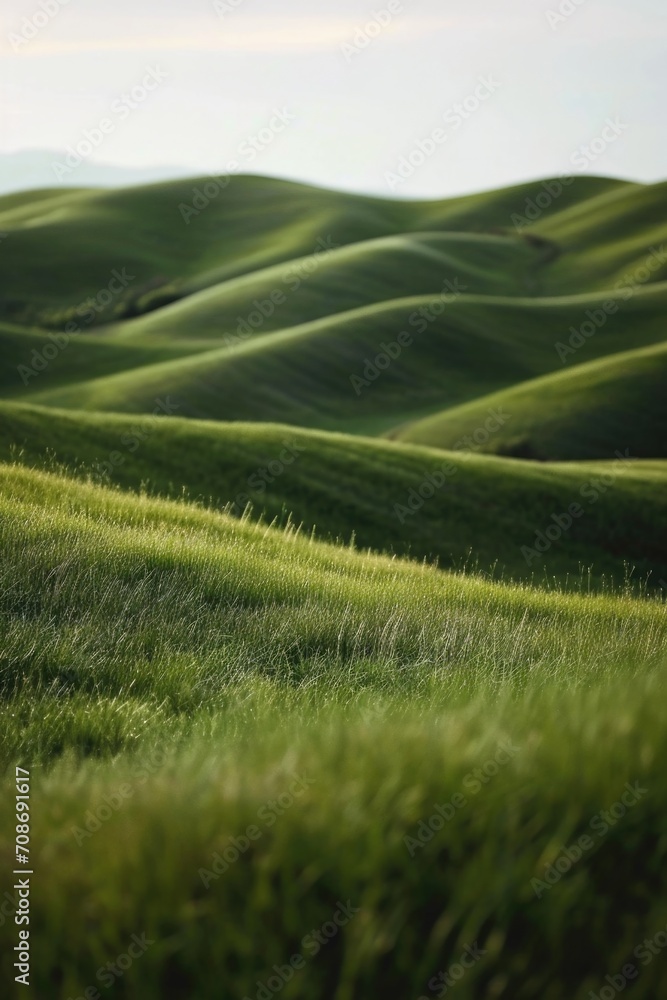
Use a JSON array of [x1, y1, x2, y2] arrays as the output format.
[[0, 150, 190, 195]]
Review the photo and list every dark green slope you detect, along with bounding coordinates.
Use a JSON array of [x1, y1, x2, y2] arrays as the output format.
[[20, 284, 667, 436], [0, 321, 196, 399], [395, 339, 667, 461], [109, 231, 547, 347], [2, 173, 666, 471], [2, 400, 665, 590], [533, 180, 667, 292], [0, 174, 644, 331]]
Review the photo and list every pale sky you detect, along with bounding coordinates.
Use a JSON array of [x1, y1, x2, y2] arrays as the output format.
[[1, 0, 665, 196]]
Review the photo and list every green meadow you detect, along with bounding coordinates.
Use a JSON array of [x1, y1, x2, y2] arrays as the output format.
[[0, 173, 665, 998]]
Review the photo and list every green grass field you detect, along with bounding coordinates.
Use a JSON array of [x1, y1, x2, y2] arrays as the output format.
[[0, 173, 666, 999], [1, 401, 666, 590]]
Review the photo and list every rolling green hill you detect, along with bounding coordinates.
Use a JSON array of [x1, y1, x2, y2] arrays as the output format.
[[1, 400, 666, 590], [0, 173, 653, 332], [532, 179, 667, 292], [13, 284, 665, 436], [0, 320, 189, 398], [0, 174, 663, 442], [1, 459, 664, 728], [0, 174, 660, 317], [2, 171, 666, 583], [2, 172, 667, 1000], [104, 230, 548, 348], [395, 340, 667, 461]]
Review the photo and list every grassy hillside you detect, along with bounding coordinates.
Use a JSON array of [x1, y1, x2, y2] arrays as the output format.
[[2, 173, 666, 447], [532, 180, 667, 292], [1, 401, 666, 590], [3, 674, 667, 1000], [0, 464, 666, 998], [395, 340, 667, 461], [0, 321, 192, 399], [0, 174, 630, 326], [14, 285, 667, 435], [105, 231, 548, 348], [2, 172, 667, 999], [4, 462, 662, 698]]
